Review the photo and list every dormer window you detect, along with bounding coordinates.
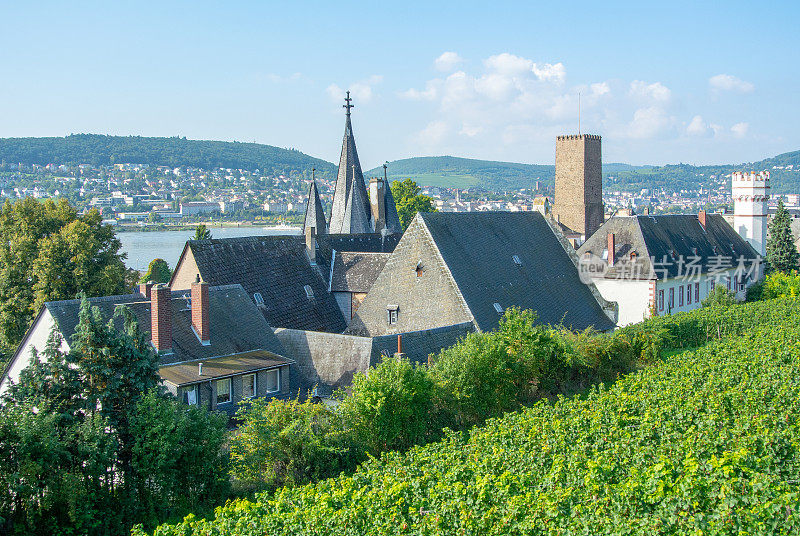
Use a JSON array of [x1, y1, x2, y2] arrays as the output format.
[[253, 292, 264, 306], [304, 285, 314, 299], [386, 305, 399, 325], [415, 261, 423, 277]]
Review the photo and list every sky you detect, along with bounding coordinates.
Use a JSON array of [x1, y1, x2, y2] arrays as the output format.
[[0, 1, 798, 168]]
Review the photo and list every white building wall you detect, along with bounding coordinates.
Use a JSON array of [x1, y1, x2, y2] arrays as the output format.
[[593, 279, 651, 327], [0, 310, 69, 395], [732, 171, 769, 257]]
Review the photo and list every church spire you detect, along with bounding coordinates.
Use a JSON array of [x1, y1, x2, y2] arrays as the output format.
[[328, 91, 372, 234], [302, 168, 327, 236]]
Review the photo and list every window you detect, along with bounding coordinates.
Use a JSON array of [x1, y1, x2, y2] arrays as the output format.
[[242, 374, 256, 398], [415, 261, 423, 277], [686, 284, 692, 305], [512, 255, 522, 266], [185, 385, 198, 405], [304, 285, 314, 299], [216, 378, 231, 405], [668, 287, 674, 310], [658, 290, 664, 311], [493, 302, 503, 314], [679, 286, 684, 306], [695, 282, 700, 302], [739, 275, 746, 291], [265, 369, 279, 393], [710, 279, 716, 291], [726, 277, 731, 291], [253, 292, 264, 306], [386, 306, 398, 325]]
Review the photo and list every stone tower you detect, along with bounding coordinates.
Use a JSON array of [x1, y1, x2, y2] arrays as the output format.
[[552, 134, 604, 239], [732, 171, 770, 257]]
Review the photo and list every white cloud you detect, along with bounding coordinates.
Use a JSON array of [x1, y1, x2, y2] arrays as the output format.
[[709, 74, 754, 93], [731, 122, 749, 138], [399, 80, 440, 101], [532, 62, 566, 83], [417, 120, 449, 145], [484, 53, 533, 75], [434, 51, 463, 72], [627, 106, 672, 139], [629, 80, 671, 102], [591, 82, 610, 96], [686, 115, 712, 137], [326, 75, 383, 103]]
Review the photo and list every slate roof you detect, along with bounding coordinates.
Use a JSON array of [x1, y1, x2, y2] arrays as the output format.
[[302, 180, 327, 235], [328, 101, 372, 234], [329, 252, 391, 293], [159, 349, 290, 386], [419, 211, 615, 332], [43, 285, 288, 365], [181, 236, 347, 333], [577, 214, 760, 280], [316, 233, 401, 283]]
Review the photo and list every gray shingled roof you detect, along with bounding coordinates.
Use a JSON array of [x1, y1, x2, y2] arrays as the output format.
[[316, 233, 401, 284], [159, 349, 290, 386], [577, 214, 759, 280], [44, 285, 288, 365], [185, 236, 347, 333], [420, 211, 615, 332], [328, 107, 372, 234], [302, 180, 327, 235], [330, 252, 390, 293]]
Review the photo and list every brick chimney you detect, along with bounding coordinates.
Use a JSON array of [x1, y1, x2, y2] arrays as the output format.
[[698, 210, 707, 228], [139, 281, 154, 299], [607, 233, 615, 266], [151, 284, 172, 353], [305, 226, 316, 265], [191, 277, 210, 344]]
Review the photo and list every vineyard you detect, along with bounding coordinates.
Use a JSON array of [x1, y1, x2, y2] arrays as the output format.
[[142, 297, 800, 535]]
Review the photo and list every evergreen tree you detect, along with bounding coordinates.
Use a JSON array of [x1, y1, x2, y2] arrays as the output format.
[[193, 224, 212, 240], [766, 199, 799, 273]]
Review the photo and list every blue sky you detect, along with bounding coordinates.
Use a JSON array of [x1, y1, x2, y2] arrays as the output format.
[[1, 1, 797, 167]]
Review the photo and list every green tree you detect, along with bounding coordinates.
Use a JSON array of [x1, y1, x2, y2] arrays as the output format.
[[147, 211, 161, 223], [339, 356, 437, 455], [702, 285, 736, 307], [766, 198, 799, 273], [390, 178, 436, 230], [193, 224, 212, 240], [230, 397, 353, 492], [0, 198, 127, 349], [139, 258, 172, 284]]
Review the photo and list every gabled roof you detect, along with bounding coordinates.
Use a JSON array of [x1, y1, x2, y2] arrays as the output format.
[[330, 252, 391, 293], [302, 180, 327, 235], [179, 236, 346, 333], [43, 284, 287, 364], [375, 180, 403, 235], [577, 214, 759, 280], [328, 103, 372, 234], [316, 233, 401, 282], [419, 211, 615, 332]]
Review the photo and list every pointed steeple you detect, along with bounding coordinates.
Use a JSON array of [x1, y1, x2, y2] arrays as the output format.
[[381, 163, 402, 234], [328, 91, 372, 234], [302, 170, 327, 235]]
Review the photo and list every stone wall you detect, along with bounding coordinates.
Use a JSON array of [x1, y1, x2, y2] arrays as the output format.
[[553, 134, 603, 238]]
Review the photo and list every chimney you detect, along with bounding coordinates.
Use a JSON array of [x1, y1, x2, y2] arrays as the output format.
[[607, 233, 615, 266], [698, 210, 707, 228], [139, 280, 154, 299], [151, 284, 172, 353], [191, 276, 210, 344], [369, 177, 386, 233], [198, 362, 204, 376], [396, 333, 403, 356], [305, 226, 316, 265]]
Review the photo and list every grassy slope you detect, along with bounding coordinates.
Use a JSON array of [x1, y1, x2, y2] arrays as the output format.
[[144, 297, 800, 535]]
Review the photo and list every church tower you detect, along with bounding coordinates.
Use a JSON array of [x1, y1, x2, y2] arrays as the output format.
[[732, 171, 770, 256], [552, 134, 604, 240], [301, 171, 327, 236], [327, 91, 373, 234]]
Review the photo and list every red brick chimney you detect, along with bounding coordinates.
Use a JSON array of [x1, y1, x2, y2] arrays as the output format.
[[698, 210, 707, 228], [151, 284, 172, 353], [191, 277, 210, 344], [139, 281, 154, 299], [607, 233, 615, 266]]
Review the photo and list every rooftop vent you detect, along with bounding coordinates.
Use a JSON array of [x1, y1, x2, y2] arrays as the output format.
[[512, 255, 522, 266], [493, 302, 504, 314], [304, 285, 314, 299]]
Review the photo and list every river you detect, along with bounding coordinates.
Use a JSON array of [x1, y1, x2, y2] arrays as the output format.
[[118, 226, 301, 272]]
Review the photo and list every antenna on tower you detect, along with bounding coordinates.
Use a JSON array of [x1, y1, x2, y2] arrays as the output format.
[[578, 91, 581, 135]]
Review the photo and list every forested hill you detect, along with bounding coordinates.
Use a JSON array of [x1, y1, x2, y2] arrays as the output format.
[[0, 134, 337, 178], [370, 150, 800, 193]]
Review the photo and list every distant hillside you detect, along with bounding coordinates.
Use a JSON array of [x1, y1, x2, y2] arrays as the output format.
[[369, 150, 800, 193], [0, 134, 336, 178]]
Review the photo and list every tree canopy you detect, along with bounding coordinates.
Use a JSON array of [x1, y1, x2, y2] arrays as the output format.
[[139, 258, 172, 284], [193, 224, 212, 240], [766, 199, 799, 273], [0, 198, 128, 350], [390, 178, 436, 230]]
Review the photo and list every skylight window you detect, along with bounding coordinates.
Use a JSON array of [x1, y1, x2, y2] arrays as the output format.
[[493, 302, 503, 314], [253, 292, 264, 306], [304, 285, 314, 299], [512, 255, 522, 266]]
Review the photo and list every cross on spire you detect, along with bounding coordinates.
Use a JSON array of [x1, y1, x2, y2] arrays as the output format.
[[343, 90, 354, 116]]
